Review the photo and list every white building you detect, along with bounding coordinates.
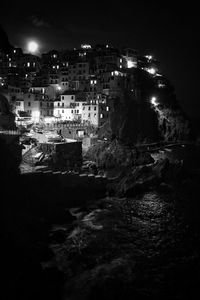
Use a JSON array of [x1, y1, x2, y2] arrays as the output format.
[[54, 92, 77, 121], [82, 102, 99, 126], [22, 92, 54, 123]]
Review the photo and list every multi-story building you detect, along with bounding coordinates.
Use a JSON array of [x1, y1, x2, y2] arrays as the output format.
[[54, 91, 78, 121]]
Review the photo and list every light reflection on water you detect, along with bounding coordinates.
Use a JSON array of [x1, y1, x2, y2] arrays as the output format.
[[120, 190, 200, 298]]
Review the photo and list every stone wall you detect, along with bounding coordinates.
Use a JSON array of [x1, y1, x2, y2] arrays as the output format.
[[19, 171, 108, 206], [39, 141, 82, 171]]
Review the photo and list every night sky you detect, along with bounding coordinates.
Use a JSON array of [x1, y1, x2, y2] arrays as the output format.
[[1, 0, 199, 117]]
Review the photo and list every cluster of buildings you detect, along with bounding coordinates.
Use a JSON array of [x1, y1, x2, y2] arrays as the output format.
[[0, 44, 169, 127]]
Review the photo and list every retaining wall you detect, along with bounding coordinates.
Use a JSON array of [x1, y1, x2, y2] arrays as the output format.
[[19, 170, 108, 207]]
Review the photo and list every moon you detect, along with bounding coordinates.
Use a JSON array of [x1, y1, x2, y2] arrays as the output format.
[[27, 41, 39, 53]]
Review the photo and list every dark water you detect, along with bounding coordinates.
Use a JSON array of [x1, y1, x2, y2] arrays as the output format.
[[118, 145, 200, 299], [121, 188, 200, 299]]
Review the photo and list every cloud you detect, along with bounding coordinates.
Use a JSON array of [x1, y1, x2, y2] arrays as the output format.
[[30, 16, 51, 28]]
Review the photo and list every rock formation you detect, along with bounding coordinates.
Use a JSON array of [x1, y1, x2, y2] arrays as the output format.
[[98, 68, 192, 144]]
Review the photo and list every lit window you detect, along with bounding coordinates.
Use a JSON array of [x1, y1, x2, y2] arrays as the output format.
[[100, 113, 103, 118], [106, 106, 109, 111]]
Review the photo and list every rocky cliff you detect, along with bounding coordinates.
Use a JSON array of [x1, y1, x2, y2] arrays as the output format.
[[98, 69, 192, 144]]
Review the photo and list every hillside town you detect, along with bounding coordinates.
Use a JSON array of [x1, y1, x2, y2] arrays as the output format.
[[1, 39, 193, 180], [0, 44, 168, 129], [1, 29, 200, 300]]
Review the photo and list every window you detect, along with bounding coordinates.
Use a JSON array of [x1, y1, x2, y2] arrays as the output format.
[[71, 110, 73, 113], [71, 96, 74, 99], [100, 113, 103, 118], [88, 113, 90, 117], [77, 110, 79, 113], [106, 106, 109, 111], [62, 96, 64, 100], [94, 106, 96, 111], [28, 102, 31, 106], [62, 103, 64, 107], [58, 103, 60, 107], [88, 106, 91, 110], [62, 110, 64, 113]]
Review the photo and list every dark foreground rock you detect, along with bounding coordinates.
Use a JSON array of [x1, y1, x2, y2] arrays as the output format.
[[85, 139, 154, 170], [42, 180, 200, 300], [107, 157, 187, 198]]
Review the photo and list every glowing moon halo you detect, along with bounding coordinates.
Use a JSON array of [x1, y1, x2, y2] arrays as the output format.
[[27, 41, 39, 53]]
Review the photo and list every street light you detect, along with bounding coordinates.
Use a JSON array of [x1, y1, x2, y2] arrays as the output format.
[[150, 96, 158, 107]]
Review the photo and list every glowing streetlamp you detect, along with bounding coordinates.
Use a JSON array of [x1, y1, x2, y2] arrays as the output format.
[[147, 68, 156, 75], [27, 41, 39, 54], [151, 96, 158, 107]]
